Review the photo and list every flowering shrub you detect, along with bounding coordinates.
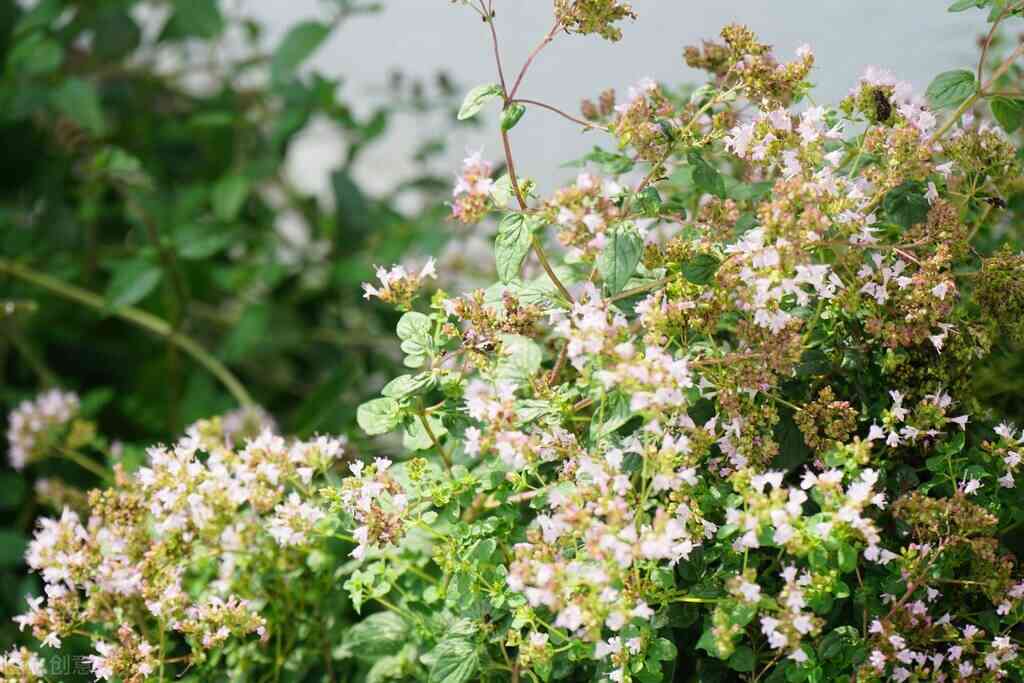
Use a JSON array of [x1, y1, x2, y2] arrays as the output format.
[[9, 0, 1024, 682]]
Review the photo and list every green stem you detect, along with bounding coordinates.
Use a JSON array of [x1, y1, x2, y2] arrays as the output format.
[[929, 43, 1024, 146], [530, 236, 574, 303], [418, 410, 454, 478], [4, 329, 58, 386], [59, 447, 113, 484], [0, 258, 254, 408]]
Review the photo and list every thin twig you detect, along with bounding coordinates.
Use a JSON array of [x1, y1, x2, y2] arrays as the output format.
[[608, 277, 669, 303], [479, 0, 508, 94], [547, 342, 569, 384], [418, 411, 454, 478], [511, 98, 608, 130], [507, 19, 561, 101]]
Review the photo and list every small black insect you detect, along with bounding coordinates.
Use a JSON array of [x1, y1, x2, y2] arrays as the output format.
[[873, 89, 892, 123], [986, 196, 1008, 209]]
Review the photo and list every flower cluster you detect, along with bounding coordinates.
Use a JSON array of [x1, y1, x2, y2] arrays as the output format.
[[554, 0, 636, 42], [0, 647, 45, 681], [12, 419, 344, 680], [6, 389, 80, 469], [334, 5, 1024, 681], [450, 149, 495, 224], [361, 257, 437, 310], [541, 173, 624, 260]]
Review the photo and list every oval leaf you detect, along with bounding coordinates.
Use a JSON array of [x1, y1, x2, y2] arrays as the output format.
[[926, 69, 976, 110], [597, 225, 643, 295], [428, 638, 480, 683], [495, 213, 540, 284], [357, 398, 401, 436], [106, 259, 163, 309], [458, 83, 503, 121], [272, 21, 330, 82]]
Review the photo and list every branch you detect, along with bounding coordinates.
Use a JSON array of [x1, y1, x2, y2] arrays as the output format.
[[0, 258, 254, 408], [512, 98, 608, 131]]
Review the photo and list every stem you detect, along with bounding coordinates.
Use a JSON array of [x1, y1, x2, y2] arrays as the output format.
[[418, 410, 454, 477], [4, 329, 58, 386], [977, 1, 1023, 84], [511, 98, 608, 130], [499, 129, 529, 209], [480, 0, 508, 94], [608, 277, 669, 303], [571, 397, 594, 413], [158, 623, 166, 683], [59, 448, 113, 483], [0, 258, 254, 408], [508, 19, 561, 101], [531, 236, 574, 303], [547, 341, 569, 384], [498, 125, 573, 303], [928, 43, 1024, 147], [482, 9, 575, 305]]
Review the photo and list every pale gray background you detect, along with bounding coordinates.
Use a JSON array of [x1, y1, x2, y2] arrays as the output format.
[[257, 1, 982, 199]]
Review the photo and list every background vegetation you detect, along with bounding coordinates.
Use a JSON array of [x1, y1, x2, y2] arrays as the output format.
[[0, 0, 473, 666]]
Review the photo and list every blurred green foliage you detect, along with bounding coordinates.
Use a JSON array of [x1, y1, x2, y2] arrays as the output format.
[[0, 0, 465, 666]]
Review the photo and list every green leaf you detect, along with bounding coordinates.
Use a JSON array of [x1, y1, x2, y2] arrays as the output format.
[[13, 0, 62, 34], [343, 612, 409, 659], [222, 304, 269, 361], [366, 646, 417, 683], [926, 69, 977, 110], [105, 259, 163, 309], [728, 645, 756, 673], [403, 414, 447, 451], [939, 430, 967, 456], [818, 626, 862, 663], [93, 9, 142, 61], [91, 147, 152, 189], [688, 151, 726, 199], [332, 169, 372, 237], [883, 181, 930, 228], [681, 253, 721, 285], [635, 187, 662, 216], [212, 174, 250, 221], [174, 224, 233, 260], [771, 407, 812, 471], [272, 21, 330, 82], [696, 627, 721, 658], [51, 79, 107, 136], [598, 225, 643, 295], [161, 0, 224, 40], [650, 638, 677, 662], [991, 97, 1024, 133], [489, 174, 514, 208], [495, 213, 540, 284], [0, 531, 27, 568], [837, 543, 857, 573], [428, 638, 480, 683], [0, 474, 26, 510], [947, 0, 986, 10], [591, 392, 632, 440], [357, 398, 401, 436], [495, 334, 543, 384], [381, 373, 436, 399], [567, 146, 635, 174], [7, 33, 63, 75], [458, 84, 503, 121], [397, 312, 432, 343], [501, 103, 526, 131]]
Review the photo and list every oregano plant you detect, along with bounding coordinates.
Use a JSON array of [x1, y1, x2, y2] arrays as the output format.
[[9, 1, 1024, 682]]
